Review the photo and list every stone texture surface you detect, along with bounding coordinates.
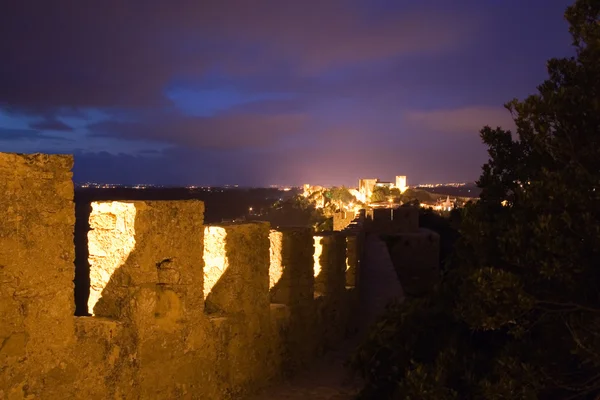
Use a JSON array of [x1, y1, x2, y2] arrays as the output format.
[[87, 200, 212, 399], [0, 153, 75, 399], [269, 227, 316, 373], [247, 234, 404, 400], [0, 152, 371, 399], [389, 228, 440, 296], [366, 206, 419, 234], [203, 221, 274, 394], [392, 207, 419, 233], [344, 233, 358, 287], [313, 233, 347, 354], [332, 211, 355, 232]]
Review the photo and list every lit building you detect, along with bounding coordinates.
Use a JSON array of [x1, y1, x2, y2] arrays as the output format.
[[358, 175, 408, 203], [395, 175, 407, 193], [358, 178, 378, 203]]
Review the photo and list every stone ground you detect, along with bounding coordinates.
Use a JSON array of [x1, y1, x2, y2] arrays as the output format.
[[247, 234, 404, 400]]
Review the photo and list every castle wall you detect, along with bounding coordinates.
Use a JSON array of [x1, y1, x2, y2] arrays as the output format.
[[0, 152, 363, 399], [87, 200, 210, 398], [269, 227, 316, 373], [0, 153, 76, 399], [333, 210, 355, 231], [313, 232, 348, 352], [388, 228, 440, 296], [366, 206, 419, 234], [202, 221, 278, 393]]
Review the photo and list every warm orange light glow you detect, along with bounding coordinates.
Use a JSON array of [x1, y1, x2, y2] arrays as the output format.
[[313, 236, 323, 277], [269, 231, 284, 289], [203, 226, 228, 299], [88, 201, 137, 315]]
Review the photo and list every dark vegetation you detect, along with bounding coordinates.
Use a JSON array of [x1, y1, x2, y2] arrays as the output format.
[[417, 183, 481, 199], [352, 1, 600, 398], [251, 194, 332, 231], [75, 186, 293, 223]]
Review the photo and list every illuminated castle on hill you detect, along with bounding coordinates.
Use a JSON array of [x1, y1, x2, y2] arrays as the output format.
[[357, 175, 407, 203]]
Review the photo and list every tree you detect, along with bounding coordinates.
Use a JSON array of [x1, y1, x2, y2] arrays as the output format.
[[353, 1, 600, 398], [399, 188, 435, 204], [329, 186, 356, 206], [371, 186, 390, 202]]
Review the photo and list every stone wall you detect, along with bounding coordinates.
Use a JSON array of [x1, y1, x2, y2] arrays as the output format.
[[0, 153, 75, 399], [333, 210, 355, 231], [367, 204, 440, 296], [388, 228, 440, 296], [313, 232, 349, 353], [0, 152, 363, 399], [365, 206, 419, 234]]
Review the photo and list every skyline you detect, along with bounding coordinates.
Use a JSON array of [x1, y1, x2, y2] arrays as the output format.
[[1, 0, 574, 187]]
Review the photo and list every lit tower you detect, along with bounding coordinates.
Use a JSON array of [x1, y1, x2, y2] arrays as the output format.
[[395, 175, 407, 193]]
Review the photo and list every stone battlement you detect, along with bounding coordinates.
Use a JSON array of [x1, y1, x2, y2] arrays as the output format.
[[0, 153, 365, 399]]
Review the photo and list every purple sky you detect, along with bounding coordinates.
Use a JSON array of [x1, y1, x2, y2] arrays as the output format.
[[0, 0, 574, 186]]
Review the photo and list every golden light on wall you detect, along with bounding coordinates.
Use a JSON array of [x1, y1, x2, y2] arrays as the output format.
[[313, 236, 324, 277], [269, 231, 284, 289], [88, 201, 137, 315], [203, 226, 228, 299]]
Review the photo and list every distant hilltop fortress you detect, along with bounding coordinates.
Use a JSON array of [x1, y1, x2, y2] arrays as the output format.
[[302, 176, 408, 205], [357, 175, 407, 203]]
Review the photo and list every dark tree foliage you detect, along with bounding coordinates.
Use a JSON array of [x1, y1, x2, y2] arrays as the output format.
[[399, 188, 437, 204], [352, 1, 600, 398], [372, 186, 391, 202], [262, 195, 327, 229], [329, 186, 356, 205]]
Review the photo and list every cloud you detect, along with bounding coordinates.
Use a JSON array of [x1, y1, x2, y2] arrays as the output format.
[[0, 0, 472, 112], [30, 117, 73, 131], [404, 106, 516, 135], [87, 110, 309, 150], [0, 128, 72, 142]]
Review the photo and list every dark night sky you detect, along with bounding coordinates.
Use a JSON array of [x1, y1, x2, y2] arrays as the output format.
[[0, 0, 574, 187]]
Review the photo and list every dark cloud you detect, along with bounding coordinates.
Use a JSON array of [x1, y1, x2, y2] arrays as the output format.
[[0, 128, 72, 142], [30, 118, 73, 131], [87, 110, 309, 149], [0, 0, 470, 112], [404, 106, 516, 135], [1, 0, 575, 185]]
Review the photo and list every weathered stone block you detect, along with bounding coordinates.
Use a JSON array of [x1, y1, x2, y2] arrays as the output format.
[[0, 153, 75, 395], [313, 232, 347, 352], [313, 232, 346, 297], [344, 233, 359, 288], [84, 200, 207, 398], [333, 210, 355, 231], [392, 206, 419, 233], [389, 228, 440, 296], [88, 200, 205, 321], [203, 221, 270, 317], [269, 227, 314, 307], [269, 227, 316, 372]]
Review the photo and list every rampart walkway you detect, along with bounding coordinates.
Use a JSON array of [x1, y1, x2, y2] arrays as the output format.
[[247, 234, 405, 399]]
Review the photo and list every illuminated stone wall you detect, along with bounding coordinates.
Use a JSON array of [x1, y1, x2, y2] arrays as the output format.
[[333, 210, 356, 231], [89, 200, 208, 398], [0, 153, 76, 399], [345, 233, 359, 287], [203, 221, 278, 393], [313, 232, 348, 352], [269, 227, 316, 372], [0, 152, 364, 399]]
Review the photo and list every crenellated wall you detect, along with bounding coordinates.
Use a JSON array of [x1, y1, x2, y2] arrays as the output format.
[[333, 210, 356, 231], [366, 205, 440, 296], [0, 153, 363, 399], [0, 153, 76, 400]]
